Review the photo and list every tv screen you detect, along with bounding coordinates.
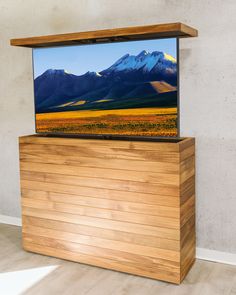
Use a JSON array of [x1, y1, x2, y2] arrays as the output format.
[[33, 37, 178, 138]]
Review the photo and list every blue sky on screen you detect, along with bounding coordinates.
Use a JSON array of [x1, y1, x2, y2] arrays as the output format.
[[33, 38, 177, 78]]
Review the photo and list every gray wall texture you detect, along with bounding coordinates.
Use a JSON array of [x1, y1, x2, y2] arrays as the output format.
[[0, 0, 236, 253]]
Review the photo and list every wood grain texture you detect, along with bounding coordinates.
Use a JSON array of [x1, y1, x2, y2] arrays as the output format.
[[2, 223, 236, 294], [22, 207, 179, 240], [19, 135, 195, 284], [20, 170, 179, 196], [22, 216, 180, 251], [11, 23, 198, 48], [180, 139, 195, 282], [21, 189, 179, 217]]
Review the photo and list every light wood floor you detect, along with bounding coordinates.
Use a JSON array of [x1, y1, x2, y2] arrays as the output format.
[[0, 223, 236, 295]]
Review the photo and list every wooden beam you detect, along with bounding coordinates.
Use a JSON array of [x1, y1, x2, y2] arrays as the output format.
[[10, 22, 198, 48]]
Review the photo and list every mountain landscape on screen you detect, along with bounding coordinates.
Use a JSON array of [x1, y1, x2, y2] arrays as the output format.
[[34, 42, 178, 137], [35, 50, 177, 113]]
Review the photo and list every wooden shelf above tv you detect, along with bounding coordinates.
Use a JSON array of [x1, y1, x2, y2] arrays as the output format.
[[10, 22, 198, 48]]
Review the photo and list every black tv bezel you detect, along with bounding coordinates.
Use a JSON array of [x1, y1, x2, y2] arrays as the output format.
[[32, 37, 180, 142]]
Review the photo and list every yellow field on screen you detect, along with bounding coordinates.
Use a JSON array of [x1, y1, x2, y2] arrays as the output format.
[[36, 107, 178, 137]]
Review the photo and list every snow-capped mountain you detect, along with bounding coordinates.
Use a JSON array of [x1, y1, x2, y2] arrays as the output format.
[[34, 50, 177, 113], [101, 50, 176, 74]]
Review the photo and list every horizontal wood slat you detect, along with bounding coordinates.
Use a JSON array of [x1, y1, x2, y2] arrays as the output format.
[[180, 145, 195, 162], [180, 176, 195, 204], [23, 216, 180, 251], [180, 195, 195, 226], [180, 157, 195, 184], [20, 143, 180, 163], [23, 234, 179, 275], [19, 135, 195, 284], [20, 152, 178, 174], [22, 207, 180, 240], [180, 231, 195, 281], [19, 136, 182, 151], [20, 162, 179, 185], [180, 217, 195, 248], [23, 241, 179, 283], [179, 138, 195, 152], [22, 197, 179, 229], [22, 226, 179, 262], [21, 180, 180, 207], [20, 170, 179, 196], [22, 189, 179, 218]]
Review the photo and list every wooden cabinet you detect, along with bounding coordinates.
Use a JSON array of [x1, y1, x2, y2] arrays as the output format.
[[19, 135, 195, 284]]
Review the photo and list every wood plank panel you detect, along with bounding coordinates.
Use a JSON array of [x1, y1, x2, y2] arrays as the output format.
[[180, 176, 195, 204], [23, 216, 180, 251], [22, 189, 179, 218], [180, 195, 195, 226], [180, 232, 195, 282], [20, 143, 180, 163], [23, 241, 180, 283], [20, 171, 180, 196], [180, 140, 195, 281], [23, 234, 179, 272], [19, 136, 181, 152], [180, 216, 195, 248], [20, 152, 178, 174], [179, 138, 194, 150], [20, 162, 179, 185], [21, 180, 180, 207], [22, 226, 179, 262], [11, 22, 197, 48], [180, 157, 195, 184], [22, 207, 180, 240], [22, 198, 179, 229], [180, 145, 195, 162]]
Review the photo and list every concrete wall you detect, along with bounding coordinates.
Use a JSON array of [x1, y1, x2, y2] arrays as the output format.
[[1, 0, 236, 253]]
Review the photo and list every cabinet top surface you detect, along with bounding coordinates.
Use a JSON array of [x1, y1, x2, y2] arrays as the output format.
[[19, 134, 195, 152]]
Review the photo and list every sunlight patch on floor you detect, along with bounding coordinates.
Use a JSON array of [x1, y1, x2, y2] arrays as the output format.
[[0, 265, 58, 295]]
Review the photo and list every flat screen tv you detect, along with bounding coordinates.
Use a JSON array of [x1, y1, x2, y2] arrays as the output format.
[[33, 37, 179, 139]]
